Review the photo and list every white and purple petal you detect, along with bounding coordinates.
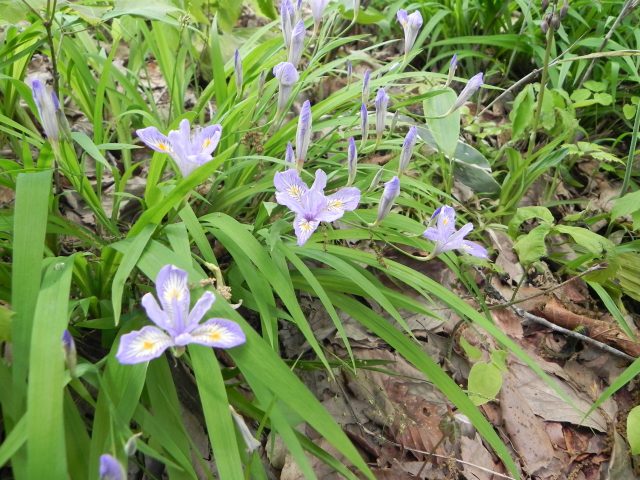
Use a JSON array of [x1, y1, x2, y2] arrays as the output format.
[[194, 124, 222, 156], [321, 187, 361, 222], [99, 454, 125, 480], [155, 265, 190, 332], [293, 215, 321, 246], [460, 240, 489, 259], [116, 326, 173, 364], [185, 291, 216, 332], [184, 318, 246, 349], [140, 292, 174, 334], [136, 126, 172, 154]]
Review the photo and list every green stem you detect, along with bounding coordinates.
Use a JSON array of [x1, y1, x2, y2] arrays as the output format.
[[526, 20, 555, 156], [620, 99, 640, 196]]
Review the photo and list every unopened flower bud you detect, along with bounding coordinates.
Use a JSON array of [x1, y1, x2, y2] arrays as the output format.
[[234, 49, 243, 94], [374, 176, 400, 225], [360, 103, 369, 146], [362, 69, 371, 105], [550, 12, 560, 29], [288, 20, 306, 67], [124, 433, 142, 457], [347, 137, 357, 185], [398, 126, 418, 175], [285, 142, 295, 166], [367, 168, 384, 192], [295, 100, 312, 169], [230, 406, 261, 453], [446, 53, 458, 87], [99, 454, 125, 480], [62, 330, 77, 376], [541, 0, 549, 11], [375, 88, 389, 141]]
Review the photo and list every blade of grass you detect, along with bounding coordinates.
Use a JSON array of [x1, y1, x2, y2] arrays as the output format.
[[26, 256, 74, 479]]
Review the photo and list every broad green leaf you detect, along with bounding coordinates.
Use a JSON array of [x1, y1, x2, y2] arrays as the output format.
[[584, 80, 606, 92], [554, 225, 612, 253], [452, 142, 500, 195], [624, 104, 637, 120], [424, 89, 459, 158], [190, 346, 244, 480], [510, 84, 535, 140], [27, 257, 75, 479], [10, 169, 52, 437], [611, 190, 640, 221], [513, 224, 551, 264], [468, 362, 503, 406], [508, 206, 554, 237], [628, 406, 640, 455]]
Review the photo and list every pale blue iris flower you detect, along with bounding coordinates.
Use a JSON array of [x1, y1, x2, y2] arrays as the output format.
[[136, 119, 222, 177], [423, 206, 488, 258], [274, 169, 360, 245], [116, 265, 245, 364]]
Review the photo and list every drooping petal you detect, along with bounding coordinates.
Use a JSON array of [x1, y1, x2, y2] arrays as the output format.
[[99, 454, 125, 480], [320, 187, 361, 222], [141, 292, 174, 333], [444, 222, 474, 249], [274, 168, 308, 212], [155, 265, 190, 334], [194, 124, 222, 156], [460, 240, 489, 259], [181, 318, 246, 348], [116, 326, 173, 364], [422, 227, 440, 242], [136, 126, 173, 154], [185, 291, 216, 332], [293, 215, 321, 245], [230, 406, 262, 453]]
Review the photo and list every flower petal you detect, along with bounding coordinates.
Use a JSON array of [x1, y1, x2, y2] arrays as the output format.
[[194, 124, 222, 156], [186, 291, 216, 331], [155, 265, 190, 333], [274, 169, 308, 213], [141, 292, 174, 334], [136, 126, 172, 154], [320, 187, 361, 222], [184, 318, 246, 349], [293, 215, 320, 246], [99, 454, 125, 480], [436, 205, 457, 238], [460, 240, 489, 259], [116, 326, 173, 364]]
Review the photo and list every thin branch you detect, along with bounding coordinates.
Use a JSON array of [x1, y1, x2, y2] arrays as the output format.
[[489, 263, 607, 310], [358, 424, 517, 480]]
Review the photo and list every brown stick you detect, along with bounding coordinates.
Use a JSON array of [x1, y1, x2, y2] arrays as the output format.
[[534, 298, 640, 358]]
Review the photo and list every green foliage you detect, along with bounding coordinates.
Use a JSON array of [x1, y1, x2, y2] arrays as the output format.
[[1, 0, 640, 478], [627, 406, 640, 455]]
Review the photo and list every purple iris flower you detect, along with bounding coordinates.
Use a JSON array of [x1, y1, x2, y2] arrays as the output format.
[[280, 0, 295, 47], [375, 176, 400, 225], [398, 126, 418, 175], [450, 72, 484, 112], [422, 206, 488, 258], [288, 20, 306, 67], [347, 137, 357, 186], [136, 119, 222, 177], [375, 88, 389, 141], [99, 454, 125, 480], [273, 62, 299, 113], [397, 9, 423, 57], [116, 265, 246, 364], [28, 78, 61, 142], [295, 100, 312, 168], [274, 169, 360, 245]]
